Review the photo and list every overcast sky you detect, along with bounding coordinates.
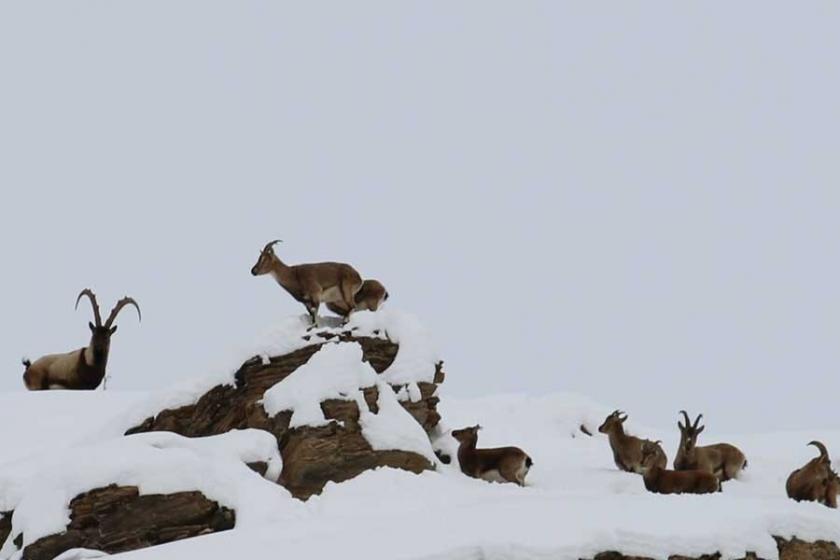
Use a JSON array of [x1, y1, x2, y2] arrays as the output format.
[[1, 2, 838, 432]]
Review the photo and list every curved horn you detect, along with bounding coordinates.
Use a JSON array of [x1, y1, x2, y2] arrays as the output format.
[[262, 239, 283, 253], [693, 414, 704, 429], [104, 297, 142, 328], [809, 441, 830, 461], [679, 410, 691, 428], [75, 289, 102, 326]]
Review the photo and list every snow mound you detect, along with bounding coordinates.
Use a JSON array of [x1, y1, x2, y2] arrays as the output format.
[[347, 309, 440, 385], [0, 430, 297, 558], [261, 342, 378, 428]]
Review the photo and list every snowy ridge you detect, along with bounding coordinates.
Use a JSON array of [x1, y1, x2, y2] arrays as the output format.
[[3, 391, 840, 560]]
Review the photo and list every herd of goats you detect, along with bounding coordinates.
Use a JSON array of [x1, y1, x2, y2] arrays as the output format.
[[451, 410, 838, 509], [15, 240, 839, 509]]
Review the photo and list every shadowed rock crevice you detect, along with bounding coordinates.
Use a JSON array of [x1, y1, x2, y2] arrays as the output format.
[[126, 333, 444, 499], [14, 485, 234, 560]]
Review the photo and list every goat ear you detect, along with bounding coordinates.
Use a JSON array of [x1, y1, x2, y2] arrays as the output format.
[[110, 325, 118, 334], [89, 322, 95, 331], [696, 425, 705, 435], [678, 421, 685, 431]]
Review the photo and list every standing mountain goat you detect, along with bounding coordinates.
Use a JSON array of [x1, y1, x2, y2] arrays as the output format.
[[451, 425, 532, 486], [598, 410, 667, 474], [674, 411, 747, 481], [22, 289, 141, 390], [326, 279, 389, 318], [640, 441, 720, 495], [786, 441, 839, 508], [251, 239, 363, 326]]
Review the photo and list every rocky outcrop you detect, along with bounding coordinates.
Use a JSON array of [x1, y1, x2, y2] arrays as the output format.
[[127, 332, 444, 499], [591, 538, 840, 560], [13, 485, 234, 560]]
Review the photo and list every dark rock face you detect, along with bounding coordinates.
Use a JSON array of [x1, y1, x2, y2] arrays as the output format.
[[590, 538, 840, 560], [126, 333, 444, 499], [15, 485, 234, 560], [0, 512, 10, 552]]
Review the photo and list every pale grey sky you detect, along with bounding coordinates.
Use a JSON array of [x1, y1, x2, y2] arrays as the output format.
[[1, 2, 838, 432]]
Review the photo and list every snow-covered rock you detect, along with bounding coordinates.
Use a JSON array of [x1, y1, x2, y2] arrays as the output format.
[[0, 430, 291, 560], [125, 310, 444, 499]]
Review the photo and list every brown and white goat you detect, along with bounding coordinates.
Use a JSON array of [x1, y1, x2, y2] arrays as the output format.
[[674, 411, 747, 481], [22, 289, 141, 390], [326, 279, 389, 318], [786, 441, 839, 508], [451, 425, 532, 486], [640, 441, 720, 495], [251, 240, 363, 326], [598, 410, 667, 474]]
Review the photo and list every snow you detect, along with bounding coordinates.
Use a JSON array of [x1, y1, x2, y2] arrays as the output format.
[[0, 391, 146, 463], [3, 311, 840, 560], [347, 309, 440, 385], [261, 342, 378, 428], [360, 382, 436, 461], [51, 550, 109, 560]]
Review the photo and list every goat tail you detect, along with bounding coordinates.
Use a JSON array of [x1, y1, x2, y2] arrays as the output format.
[[21, 357, 31, 369], [809, 441, 830, 461], [525, 456, 533, 468]]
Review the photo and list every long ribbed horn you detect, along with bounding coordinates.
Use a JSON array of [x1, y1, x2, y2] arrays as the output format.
[[75, 289, 102, 326], [104, 297, 142, 328]]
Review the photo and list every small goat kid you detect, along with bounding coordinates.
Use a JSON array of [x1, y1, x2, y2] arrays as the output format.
[[598, 410, 667, 474], [325, 279, 389, 318], [640, 441, 720, 495], [22, 289, 141, 390], [674, 411, 747, 481], [251, 240, 363, 326], [786, 441, 839, 508], [451, 425, 532, 486]]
